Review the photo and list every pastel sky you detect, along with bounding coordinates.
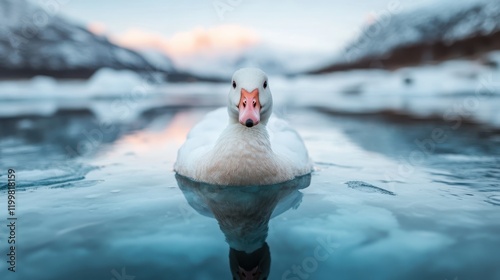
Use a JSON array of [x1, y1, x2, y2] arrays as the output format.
[[59, 0, 436, 58]]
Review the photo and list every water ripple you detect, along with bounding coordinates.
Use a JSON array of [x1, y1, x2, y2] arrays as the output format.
[[345, 181, 396, 196]]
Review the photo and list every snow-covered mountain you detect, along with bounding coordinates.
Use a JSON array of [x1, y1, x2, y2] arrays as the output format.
[[172, 45, 328, 79], [234, 46, 328, 75], [0, 0, 174, 79], [311, 0, 500, 73]]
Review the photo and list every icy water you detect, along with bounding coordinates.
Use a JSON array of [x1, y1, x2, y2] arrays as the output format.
[[1, 103, 500, 280]]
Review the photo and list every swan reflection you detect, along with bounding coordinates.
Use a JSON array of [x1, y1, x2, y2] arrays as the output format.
[[176, 174, 311, 280]]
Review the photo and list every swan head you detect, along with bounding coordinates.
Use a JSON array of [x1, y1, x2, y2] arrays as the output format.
[[228, 68, 273, 127]]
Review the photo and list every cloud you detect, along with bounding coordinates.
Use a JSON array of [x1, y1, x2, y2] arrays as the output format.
[[109, 25, 260, 58], [87, 21, 107, 36]]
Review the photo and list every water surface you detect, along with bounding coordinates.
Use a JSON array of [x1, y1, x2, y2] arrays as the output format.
[[1, 103, 499, 280]]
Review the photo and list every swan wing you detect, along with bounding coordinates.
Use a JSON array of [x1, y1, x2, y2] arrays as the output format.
[[268, 115, 312, 170], [175, 107, 227, 173]]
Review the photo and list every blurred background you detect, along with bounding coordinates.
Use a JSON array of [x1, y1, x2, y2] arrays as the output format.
[[1, 0, 499, 121], [1, 0, 500, 279]]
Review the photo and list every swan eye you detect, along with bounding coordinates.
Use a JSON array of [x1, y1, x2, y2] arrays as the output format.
[[232, 81, 236, 88], [263, 80, 267, 89]]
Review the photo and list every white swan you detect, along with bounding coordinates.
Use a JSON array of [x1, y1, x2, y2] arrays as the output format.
[[174, 68, 312, 185]]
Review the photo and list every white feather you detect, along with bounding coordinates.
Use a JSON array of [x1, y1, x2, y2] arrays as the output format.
[[174, 68, 312, 185]]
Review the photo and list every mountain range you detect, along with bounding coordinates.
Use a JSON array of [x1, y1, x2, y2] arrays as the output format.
[[0, 0, 178, 80], [310, 0, 500, 73]]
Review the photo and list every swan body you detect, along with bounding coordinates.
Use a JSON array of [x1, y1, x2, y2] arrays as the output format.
[[174, 68, 312, 185]]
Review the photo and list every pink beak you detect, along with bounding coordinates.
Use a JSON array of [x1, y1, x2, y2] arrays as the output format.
[[238, 88, 261, 127]]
